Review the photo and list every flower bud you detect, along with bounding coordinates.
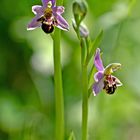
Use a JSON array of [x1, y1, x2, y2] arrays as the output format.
[[79, 24, 89, 38], [73, 1, 88, 26]]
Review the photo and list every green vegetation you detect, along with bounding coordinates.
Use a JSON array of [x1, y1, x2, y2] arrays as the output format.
[[0, 0, 140, 139]]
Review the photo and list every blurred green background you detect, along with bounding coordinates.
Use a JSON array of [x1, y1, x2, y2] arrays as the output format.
[[0, 0, 140, 140]]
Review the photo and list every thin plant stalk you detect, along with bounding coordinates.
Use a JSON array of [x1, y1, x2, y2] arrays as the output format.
[[53, 0, 64, 138], [81, 39, 88, 140], [53, 27, 64, 140]]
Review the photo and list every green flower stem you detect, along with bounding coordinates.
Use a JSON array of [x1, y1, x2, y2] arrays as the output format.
[[53, 28, 64, 140], [81, 39, 88, 140], [53, 0, 64, 139]]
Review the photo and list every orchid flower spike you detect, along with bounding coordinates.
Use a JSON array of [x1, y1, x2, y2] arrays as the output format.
[[93, 48, 122, 96], [27, 0, 69, 33]]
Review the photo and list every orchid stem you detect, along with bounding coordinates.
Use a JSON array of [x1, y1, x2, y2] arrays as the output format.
[[53, 0, 64, 139], [53, 28, 64, 140], [81, 39, 88, 140]]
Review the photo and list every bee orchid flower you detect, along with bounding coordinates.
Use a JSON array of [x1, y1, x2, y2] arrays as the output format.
[[93, 48, 122, 96], [27, 0, 69, 33]]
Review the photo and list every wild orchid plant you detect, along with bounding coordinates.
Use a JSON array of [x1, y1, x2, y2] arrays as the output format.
[[27, 0, 122, 140], [72, 1, 122, 140], [27, 0, 69, 140]]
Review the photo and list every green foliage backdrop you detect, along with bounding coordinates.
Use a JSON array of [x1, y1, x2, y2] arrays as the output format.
[[0, 0, 140, 139]]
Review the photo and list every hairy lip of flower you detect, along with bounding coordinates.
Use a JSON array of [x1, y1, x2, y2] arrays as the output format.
[[103, 75, 117, 94]]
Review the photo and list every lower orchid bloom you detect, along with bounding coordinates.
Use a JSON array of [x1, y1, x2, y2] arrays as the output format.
[[93, 48, 122, 96], [27, 0, 69, 33]]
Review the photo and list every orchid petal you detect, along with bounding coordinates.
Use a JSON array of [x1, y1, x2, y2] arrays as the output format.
[[94, 71, 104, 82], [42, 0, 55, 7], [54, 14, 69, 31], [94, 48, 104, 71], [53, 6, 65, 14], [32, 5, 44, 15], [79, 24, 89, 38], [27, 15, 42, 30], [93, 78, 104, 96]]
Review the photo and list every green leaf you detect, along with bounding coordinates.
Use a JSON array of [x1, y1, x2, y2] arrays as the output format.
[[68, 131, 76, 140], [86, 30, 103, 65]]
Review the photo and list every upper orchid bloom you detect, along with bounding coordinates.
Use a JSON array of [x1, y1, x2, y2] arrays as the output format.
[[27, 0, 69, 33], [93, 48, 122, 96]]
